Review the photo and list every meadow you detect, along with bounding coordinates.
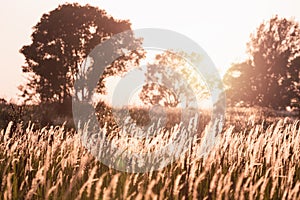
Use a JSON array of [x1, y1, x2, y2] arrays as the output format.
[[0, 107, 300, 199]]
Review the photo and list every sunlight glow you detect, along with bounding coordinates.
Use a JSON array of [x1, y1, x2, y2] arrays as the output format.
[[1, 0, 300, 101]]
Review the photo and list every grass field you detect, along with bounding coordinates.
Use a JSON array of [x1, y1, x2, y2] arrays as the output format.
[[0, 107, 299, 199]]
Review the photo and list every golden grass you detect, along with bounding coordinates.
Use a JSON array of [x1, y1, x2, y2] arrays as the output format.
[[0, 112, 300, 199]]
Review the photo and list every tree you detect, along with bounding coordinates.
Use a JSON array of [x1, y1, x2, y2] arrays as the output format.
[[289, 56, 300, 108], [140, 51, 210, 108], [20, 3, 143, 115], [225, 16, 300, 110], [224, 62, 256, 106]]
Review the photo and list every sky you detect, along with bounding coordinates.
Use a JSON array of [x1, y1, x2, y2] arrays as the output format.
[[1, 0, 300, 102]]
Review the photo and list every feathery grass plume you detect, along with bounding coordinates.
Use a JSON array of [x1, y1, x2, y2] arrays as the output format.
[[0, 108, 300, 199]]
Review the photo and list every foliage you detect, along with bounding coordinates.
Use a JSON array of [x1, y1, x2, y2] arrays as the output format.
[[140, 51, 210, 108], [0, 102, 75, 131], [20, 3, 143, 115], [225, 16, 300, 110]]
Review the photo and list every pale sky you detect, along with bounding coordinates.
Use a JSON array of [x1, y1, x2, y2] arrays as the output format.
[[1, 0, 300, 102]]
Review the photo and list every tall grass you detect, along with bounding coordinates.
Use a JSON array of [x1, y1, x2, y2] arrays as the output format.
[[0, 110, 300, 199]]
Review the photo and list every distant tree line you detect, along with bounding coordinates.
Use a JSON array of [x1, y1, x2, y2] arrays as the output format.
[[17, 3, 300, 131]]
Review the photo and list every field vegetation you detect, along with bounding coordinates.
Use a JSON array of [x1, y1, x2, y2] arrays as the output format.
[[0, 107, 299, 199]]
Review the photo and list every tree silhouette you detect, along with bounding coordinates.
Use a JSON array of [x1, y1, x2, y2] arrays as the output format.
[[225, 16, 300, 110], [20, 3, 143, 115]]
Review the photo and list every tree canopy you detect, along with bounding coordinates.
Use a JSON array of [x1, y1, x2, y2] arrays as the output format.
[[20, 3, 143, 114], [140, 51, 210, 109], [224, 16, 300, 110]]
